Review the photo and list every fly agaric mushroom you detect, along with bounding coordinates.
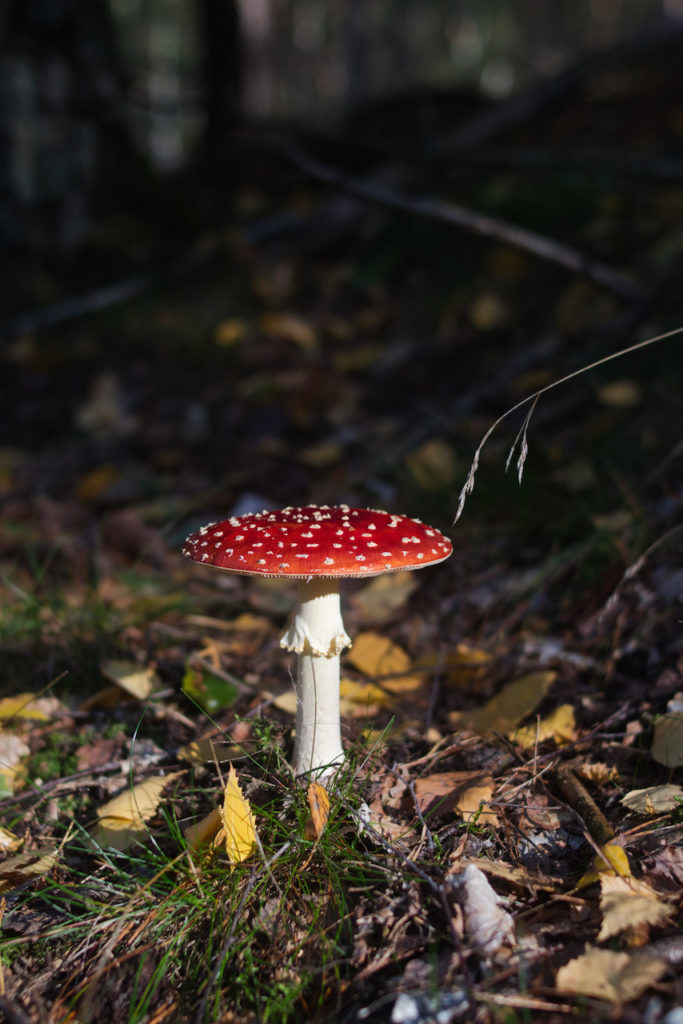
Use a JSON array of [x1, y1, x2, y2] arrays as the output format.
[[183, 505, 452, 777]]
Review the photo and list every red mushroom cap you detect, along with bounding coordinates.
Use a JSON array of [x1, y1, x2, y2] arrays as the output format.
[[183, 504, 452, 578]]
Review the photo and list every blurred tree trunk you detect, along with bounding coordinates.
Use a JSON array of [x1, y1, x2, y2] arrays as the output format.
[[0, 0, 119, 308], [197, 0, 242, 175]]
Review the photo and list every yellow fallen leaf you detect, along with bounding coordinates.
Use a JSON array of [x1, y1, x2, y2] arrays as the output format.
[[556, 947, 667, 1004], [450, 672, 556, 735], [93, 774, 181, 851], [74, 464, 122, 502], [0, 694, 58, 722], [0, 827, 21, 853], [270, 690, 298, 715], [305, 782, 330, 839], [0, 731, 30, 796], [101, 659, 160, 700], [184, 807, 223, 851], [651, 714, 683, 768], [347, 632, 411, 678], [577, 843, 632, 889], [0, 847, 60, 894], [339, 677, 390, 716], [417, 644, 492, 687], [178, 739, 246, 767], [214, 318, 248, 347], [598, 874, 674, 942], [259, 311, 317, 350], [215, 765, 256, 866], [508, 703, 575, 749], [597, 379, 642, 408], [621, 784, 683, 815]]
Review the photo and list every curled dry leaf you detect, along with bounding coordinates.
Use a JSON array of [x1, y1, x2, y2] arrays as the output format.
[[184, 807, 223, 851], [447, 863, 514, 957], [304, 781, 330, 839], [556, 946, 667, 1004]]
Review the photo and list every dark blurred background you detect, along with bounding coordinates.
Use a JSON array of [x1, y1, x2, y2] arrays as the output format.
[[2, 0, 683, 602], [1, 0, 677, 313]]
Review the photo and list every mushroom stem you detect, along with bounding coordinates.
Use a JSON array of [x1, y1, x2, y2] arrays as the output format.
[[281, 578, 351, 777]]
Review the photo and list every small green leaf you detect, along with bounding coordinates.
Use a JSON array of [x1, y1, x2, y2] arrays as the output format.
[[182, 667, 239, 713]]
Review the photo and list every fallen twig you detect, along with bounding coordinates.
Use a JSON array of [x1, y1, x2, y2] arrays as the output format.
[[282, 143, 642, 302]]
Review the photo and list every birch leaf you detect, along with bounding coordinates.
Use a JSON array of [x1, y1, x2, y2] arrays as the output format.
[[216, 765, 256, 865], [598, 874, 674, 941], [556, 947, 667, 1003]]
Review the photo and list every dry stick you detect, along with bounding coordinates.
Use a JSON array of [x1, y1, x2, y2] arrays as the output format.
[[554, 765, 614, 846], [282, 143, 641, 303], [454, 324, 683, 523]]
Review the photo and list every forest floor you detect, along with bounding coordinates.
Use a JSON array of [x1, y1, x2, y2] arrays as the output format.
[[1, 27, 683, 1024]]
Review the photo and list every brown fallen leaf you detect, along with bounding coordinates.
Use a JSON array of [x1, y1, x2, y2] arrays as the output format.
[[642, 845, 683, 891], [184, 807, 223, 851], [556, 947, 667, 1004], [461, 857, 561, 893], [413, 772, 498, 825]]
